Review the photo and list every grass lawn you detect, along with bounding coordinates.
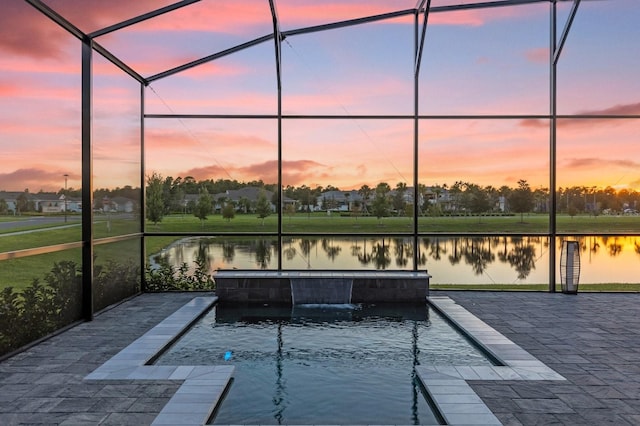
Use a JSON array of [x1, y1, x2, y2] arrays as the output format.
[[0, 219, 138, 252], [2, 212, 639, 237], [145, 212, 640, 234], [1, 239, 142, 292], [1, 250, 82, 291], [432, 283, 640, 292]]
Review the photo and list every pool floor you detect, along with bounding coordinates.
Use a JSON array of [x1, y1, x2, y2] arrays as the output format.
[[154, 303, 492, 424]]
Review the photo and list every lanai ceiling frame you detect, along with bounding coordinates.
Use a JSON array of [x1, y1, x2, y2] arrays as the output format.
[[19, 0, 591, 319]]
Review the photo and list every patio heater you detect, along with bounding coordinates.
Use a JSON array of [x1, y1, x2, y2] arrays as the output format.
[[560, 240, 580, 294]]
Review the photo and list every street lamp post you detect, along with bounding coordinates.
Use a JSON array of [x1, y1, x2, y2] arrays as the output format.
[[64, 174, 68, 223]]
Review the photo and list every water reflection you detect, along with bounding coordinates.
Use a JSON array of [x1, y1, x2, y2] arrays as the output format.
[[150, 235, 640, 285]]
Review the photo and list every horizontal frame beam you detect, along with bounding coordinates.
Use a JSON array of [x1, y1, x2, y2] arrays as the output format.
[[89, 0, 200, 39]]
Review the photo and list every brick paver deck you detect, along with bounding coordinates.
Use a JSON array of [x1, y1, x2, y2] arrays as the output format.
[[1, 291, 639, 425]]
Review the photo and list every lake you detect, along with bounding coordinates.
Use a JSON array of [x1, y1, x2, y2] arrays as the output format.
[[149, 235, 640, 286]]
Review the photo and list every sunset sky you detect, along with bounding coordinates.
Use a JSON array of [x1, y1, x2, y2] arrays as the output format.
[[1, 0, 638, 193]]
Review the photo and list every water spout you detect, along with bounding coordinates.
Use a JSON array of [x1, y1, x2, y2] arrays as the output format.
[[290, 277, 353, 305]]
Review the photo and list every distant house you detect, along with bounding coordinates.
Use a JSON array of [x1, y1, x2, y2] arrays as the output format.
[[0, 191, 81, 214], [316, 189, 425, 212], [0, 191, 33, 213], [99, 196, 136, 213], [38, 193, 65, 213], [213, 187, 295, 213], [316, 190, 363, 212], [111, 196, 136, 213], [183, 194, 199, 210]]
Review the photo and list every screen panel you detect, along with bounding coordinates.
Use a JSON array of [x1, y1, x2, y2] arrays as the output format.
[[418, 119, 549, 233], [282, 118, 414, 233]]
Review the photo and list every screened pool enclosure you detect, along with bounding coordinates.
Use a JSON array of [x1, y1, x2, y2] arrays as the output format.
[[1, 0, 639, 355]]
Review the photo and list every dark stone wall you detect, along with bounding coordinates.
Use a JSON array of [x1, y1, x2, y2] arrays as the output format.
[[215, 271, 429, 304], [215, 276, 292, 303], [352, 278, 429, 303]]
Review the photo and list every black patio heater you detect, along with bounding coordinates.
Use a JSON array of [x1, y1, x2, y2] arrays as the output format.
[[560, 240, 580, 294]]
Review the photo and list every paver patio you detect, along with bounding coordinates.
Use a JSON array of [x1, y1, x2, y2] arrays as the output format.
[[1, 291, 639, 425]]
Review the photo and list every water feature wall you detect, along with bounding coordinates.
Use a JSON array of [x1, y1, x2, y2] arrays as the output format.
[[215, 271, 430, 304], [290, 278, 353, 304]]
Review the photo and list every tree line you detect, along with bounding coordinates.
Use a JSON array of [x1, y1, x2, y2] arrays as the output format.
[[3, 175, 638, 219], [142, 173, 640, 225]]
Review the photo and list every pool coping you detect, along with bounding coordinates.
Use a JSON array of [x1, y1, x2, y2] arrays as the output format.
[[419, 296, 566, 425], [84, 296, 565, 425], [85, 296, 233, 425]]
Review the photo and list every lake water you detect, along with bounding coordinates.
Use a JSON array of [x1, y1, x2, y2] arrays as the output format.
[[149, 235, 640, 286]]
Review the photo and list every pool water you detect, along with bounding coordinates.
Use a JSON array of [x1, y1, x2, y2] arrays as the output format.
[[155, 303, 493, 425]]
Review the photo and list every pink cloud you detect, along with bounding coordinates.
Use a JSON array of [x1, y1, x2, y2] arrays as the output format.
[[70, 0, 272, 37], [168, 61, 254, 80], [142, 129, 198, 149], [429, 3, 543, 27], [563, 158, 639, 170], [0, 1, 71, 59], [278, 2, 530, 28], [0, 77, 78, 102], [0, 56, 78, 75], [178, 159, 327, 186], [520, 102, 640, 128], [40, 0, 201, 35], [0, 168, 79, 192], [525, 47, 549, 64], [0, 81, 21, 97], [430, 11, 484, 27], [145, 126, 275, 151], [178, 164, 233, 182], [146, 82, 277, 114], [278, 2, 413, 27], [577, 102, 640, 116]]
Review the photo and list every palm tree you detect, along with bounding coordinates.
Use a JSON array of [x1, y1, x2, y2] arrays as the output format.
[[393, 182, 408, 216], [358, 184, 372, 214]]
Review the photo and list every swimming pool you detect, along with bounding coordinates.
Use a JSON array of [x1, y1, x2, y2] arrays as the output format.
[[154, 302, 495, 425]]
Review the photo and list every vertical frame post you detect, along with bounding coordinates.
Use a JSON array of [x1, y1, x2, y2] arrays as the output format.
[[414, 1, 431, 271], [269, 0, 283, 270], [413, 11, 420, 271], [549, 0, 581, 291], [140, 83, 147, 292], [81, 37, 94, 319], [549, 1, 557, 291]]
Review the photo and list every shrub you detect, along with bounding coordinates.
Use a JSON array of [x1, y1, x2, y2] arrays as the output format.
[[145, 256, 215, 292], [0, 259, 140, 358]]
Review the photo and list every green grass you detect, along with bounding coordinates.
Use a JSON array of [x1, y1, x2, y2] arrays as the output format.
[[432, 283, 640, 292], [2, 212, 639, 238], [0, 219, 138, 252], [144, 212, 640, 234], [0, 228, 81, 252], [0, 239, 143, 291], [0, 221, 79, 235], [0, 250, 82, 291]]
